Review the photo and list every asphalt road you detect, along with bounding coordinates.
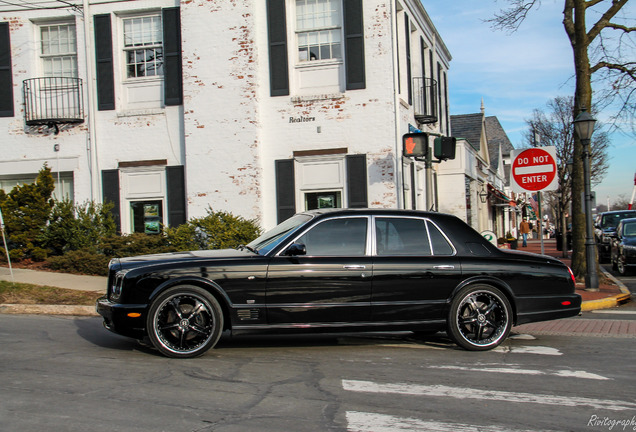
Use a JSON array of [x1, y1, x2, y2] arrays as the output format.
[[1, 312, 634, 432]]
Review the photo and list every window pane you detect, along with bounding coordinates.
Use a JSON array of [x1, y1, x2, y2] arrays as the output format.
[[375, 218, 431, 256], [297, 218, 367, 256], [427, 221, 454, 255], [124, 15, 164, 78]]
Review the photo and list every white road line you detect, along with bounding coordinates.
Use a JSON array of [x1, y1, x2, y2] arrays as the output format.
[[342, 380, 636, 412], [493, 345, 562, 355], [591, 309, 636, 315], [429, 365, 609, 380], [346, 411, 557, 432]]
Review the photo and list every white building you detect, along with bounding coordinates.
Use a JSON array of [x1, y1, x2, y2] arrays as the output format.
[[438, 106, 517, 238], [0, 0, 451, 233]]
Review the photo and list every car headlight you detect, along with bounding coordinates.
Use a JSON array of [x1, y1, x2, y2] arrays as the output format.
[[601, 235, 611, 243], [111, 269, 130, 301]]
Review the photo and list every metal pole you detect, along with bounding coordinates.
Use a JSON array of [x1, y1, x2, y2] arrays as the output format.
[[0, 207, 15, 284], [538, 191, 544, 255], [582, 138, 599, 290]]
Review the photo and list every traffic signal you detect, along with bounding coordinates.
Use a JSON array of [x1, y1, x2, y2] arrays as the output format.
[[434, 136, 456, 160], [403, 133, 428, 158]]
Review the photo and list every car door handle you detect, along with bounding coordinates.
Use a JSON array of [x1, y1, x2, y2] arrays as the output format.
[[433, 265, 455, 270], [343, 265, 366, 270]]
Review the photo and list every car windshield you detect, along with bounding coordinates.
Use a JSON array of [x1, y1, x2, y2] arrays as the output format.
[[623, 222, 636, 237], [601, 212, 636, 229], [247, 214, 313, 255]]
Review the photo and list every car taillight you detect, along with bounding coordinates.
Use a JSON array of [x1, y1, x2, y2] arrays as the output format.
[[567, 266, 576, 285]]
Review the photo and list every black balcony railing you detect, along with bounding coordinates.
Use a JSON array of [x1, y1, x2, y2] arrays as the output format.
[[413, 77, 438, 124], [23, 77, 84, 126]]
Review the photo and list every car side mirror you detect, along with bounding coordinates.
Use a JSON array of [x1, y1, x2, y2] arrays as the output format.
[[284, 243, 306, 256]]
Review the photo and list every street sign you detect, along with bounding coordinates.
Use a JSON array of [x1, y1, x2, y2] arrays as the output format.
[[511, 146, 558, 193]]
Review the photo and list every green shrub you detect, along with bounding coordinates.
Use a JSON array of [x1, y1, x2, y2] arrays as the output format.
[[46, 249, 111, 276], [99, 233, 174, 258], [165, 208, 262, 251], [40, 199, 116, 255], [0, 165, 55, 260]]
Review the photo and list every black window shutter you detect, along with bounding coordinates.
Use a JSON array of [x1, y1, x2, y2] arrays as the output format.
[[266, 0, 289, 97], [420, 37, 427, 111], [163, 8, 183, 106], [275, 159, 295, 223], [343, 0, 365, 90], [102, 169, 121, 233], [94, 14, 115, 111], [0, 22, 14, 118], [404, 13, 411, 105], [346, 154, 368, 208], [166, 165, 186, 227]]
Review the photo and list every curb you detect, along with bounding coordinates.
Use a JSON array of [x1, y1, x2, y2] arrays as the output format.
[[579, 268, 633, 312], [0, 304, 97, 316]]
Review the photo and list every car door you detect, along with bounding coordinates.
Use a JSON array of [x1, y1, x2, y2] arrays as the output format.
[[371, 216, 463, 323], [266, 216, 372, 325]]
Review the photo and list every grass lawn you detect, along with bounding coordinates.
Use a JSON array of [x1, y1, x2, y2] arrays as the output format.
[[0, 280, 102, 305]]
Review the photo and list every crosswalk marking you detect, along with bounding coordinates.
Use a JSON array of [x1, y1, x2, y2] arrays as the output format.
[[429, 365, 609, 380], [342, 379, 636, 411], [346, 412, 559, 432]]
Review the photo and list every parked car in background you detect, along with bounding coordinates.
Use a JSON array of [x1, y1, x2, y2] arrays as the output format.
[[611, 217, 636, 276], [96, 209, 581, 358], [595, 210, 636, 263]]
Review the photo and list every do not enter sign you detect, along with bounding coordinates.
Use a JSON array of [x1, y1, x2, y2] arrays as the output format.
[[511, 146, 558, 193]]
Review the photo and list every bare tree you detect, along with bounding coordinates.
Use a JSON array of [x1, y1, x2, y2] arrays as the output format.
[[523, 96, 610, 253], [487, 0, 634, 280]]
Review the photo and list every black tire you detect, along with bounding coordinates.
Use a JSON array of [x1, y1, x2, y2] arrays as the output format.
[[146, 285, 223, 358], [617, 256, 630, 276], [447, 285, 512, 351]]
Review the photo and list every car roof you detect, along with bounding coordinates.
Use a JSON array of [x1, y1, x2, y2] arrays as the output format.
[[600, 210, 636, 215]]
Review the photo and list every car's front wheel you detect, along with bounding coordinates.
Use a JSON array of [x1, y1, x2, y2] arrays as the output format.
[[147, 285, 223, 358], [447, 285, 512, 351]]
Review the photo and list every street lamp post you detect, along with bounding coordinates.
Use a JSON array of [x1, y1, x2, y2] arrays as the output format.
[[573, 109, 598, 291]]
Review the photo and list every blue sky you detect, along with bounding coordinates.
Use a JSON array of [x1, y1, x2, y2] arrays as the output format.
[[422, 1, 635, 206]]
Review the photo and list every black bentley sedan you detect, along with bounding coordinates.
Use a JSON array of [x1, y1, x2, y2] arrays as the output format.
[[96, 209, 581, 358]]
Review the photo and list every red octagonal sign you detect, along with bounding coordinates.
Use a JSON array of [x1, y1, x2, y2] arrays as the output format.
[[511, 147, 558, 193]]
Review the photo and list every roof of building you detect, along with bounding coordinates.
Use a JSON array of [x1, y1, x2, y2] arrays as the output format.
[[450, 113, 483, 151]]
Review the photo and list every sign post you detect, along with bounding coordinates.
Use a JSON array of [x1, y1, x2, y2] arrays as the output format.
[[511, 147, 559, 256]]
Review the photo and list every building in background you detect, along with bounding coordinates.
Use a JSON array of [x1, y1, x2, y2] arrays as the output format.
[[1, 0, 453, 233], [438, 103, 517, 238]]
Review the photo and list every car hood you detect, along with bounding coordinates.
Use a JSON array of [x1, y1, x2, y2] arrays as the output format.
[[115, 248, 256, 269], [623, 237, 636, 246]]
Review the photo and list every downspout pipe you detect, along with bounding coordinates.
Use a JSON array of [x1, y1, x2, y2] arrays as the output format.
[[82, 0, 100, 202]]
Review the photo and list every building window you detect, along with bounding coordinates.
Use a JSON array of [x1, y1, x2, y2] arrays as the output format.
[[40, 23, 77, 77], [123, 15, 163, 79], [296, 0, 342, 62]]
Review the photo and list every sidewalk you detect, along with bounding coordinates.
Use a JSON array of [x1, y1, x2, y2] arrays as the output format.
[[0, 238, 632, 316], [508, 238, 631, 311]]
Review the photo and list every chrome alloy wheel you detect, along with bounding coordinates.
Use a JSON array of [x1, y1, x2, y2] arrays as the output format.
[[148, 287, 223, 358], [448, 286, 512, 351]]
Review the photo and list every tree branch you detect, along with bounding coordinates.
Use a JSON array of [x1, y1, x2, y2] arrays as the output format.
[[486, 0, 540, 33], [587, 0, 629, 42], [590, 61, 636, 79], [604, 22, 636, 33]]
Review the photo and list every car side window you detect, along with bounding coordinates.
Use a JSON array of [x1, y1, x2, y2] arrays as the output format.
[[375, 218, 431, 256], [296, 217, 368, 256], [427, 221, 454, 255]]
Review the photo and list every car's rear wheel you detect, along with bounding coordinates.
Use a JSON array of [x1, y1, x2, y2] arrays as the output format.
[[617, 256, 630, 276], [447, 285, 512, 351], [147, 285, 223, 358]]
